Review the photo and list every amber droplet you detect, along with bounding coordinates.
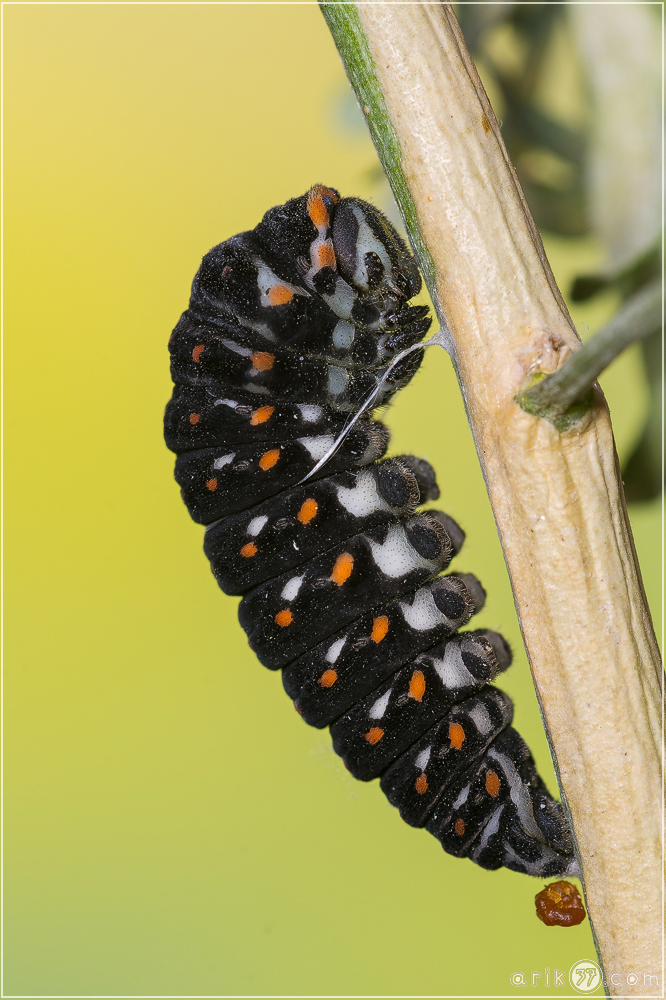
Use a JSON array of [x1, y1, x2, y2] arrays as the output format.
[[535, 881, 586, 927]]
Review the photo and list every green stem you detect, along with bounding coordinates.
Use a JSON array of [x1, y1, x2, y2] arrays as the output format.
[[319, 2, 437, 296]]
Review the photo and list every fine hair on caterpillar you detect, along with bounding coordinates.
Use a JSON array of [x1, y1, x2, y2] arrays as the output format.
[[165, 185, 577, 881]]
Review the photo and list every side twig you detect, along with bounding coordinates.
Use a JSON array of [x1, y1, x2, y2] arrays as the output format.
[[518, 278, 663, 428]]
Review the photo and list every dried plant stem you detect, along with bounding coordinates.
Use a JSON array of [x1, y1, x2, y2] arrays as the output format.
[[321, 3, 663, 994]]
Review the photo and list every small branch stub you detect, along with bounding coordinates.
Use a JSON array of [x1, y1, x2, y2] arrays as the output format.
[[321, 3, 663, 995], [518, 277, 662, 427]]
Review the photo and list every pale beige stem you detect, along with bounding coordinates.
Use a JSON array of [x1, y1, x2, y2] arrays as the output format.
[[326, 3, 663, 993]]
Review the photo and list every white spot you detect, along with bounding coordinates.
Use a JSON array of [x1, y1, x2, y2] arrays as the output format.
[[221, 338, 252, 357], [254, 259, 308, 308], [471, 804, 504, 857], [350, 204, 393, 291], [325, 636, 346, 664], [327, 366, 349, 396], [358, 432, 386, 464], [297, 404, 322, 423], [213, 398, 238, 409], [245, 320, 277, 342], [213, 453, 235, 469], [246, 515, 268, 537], [280, 575, 304, 602], [243, 383, 271, 395], [298, 435, 336, 461], [335, 470, 388, 518], [502, 841, 574, 877], [376, 332, 390, 356], [323, 278, 356, 320], [369, 688, 392, 720], [398, 588, 449, 631], [367, 523, 432, 578], [332, 320, 355, 350], [452, 783, 470, 809], [415, 746, 431, 771], [487, 748, 542, 841], [468, 702, 492, 735], [429, 642, 476, 689]]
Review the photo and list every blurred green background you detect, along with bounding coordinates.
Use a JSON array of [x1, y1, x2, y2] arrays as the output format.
[[4, 4, 660, 997]]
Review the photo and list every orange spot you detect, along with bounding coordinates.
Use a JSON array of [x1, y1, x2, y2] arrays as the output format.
[[318, 669, 338, 688], [415, 772, 428, 795], [485, 770, 501, 798], [189, 413, 200, 425], [192, 344, 205, 363], [251, 351, 275, 371], [240, 543, 258, 558], [275, 609, 293, 628], [250, 405, 275, 426], [481, 113, 491, 134], [205, 478, 218, 491], [307, 193, 329, 228], [329, 552, 354, 586], [259, 449, 280, 471], [318, 185, 339, 203], [267, 284, 294, 306], [307, 185, 338, 227], [454, 818, 465, 836], [316, 242, 336, 270], [449, 722, 465, 749], [364, 727, 384, 745], [408, 669, 426, 702], [297, 498, 318, 524], [371, 616, 389, 643]]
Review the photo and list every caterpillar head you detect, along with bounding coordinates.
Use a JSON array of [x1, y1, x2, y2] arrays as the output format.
[[304, 185, 424, 333], [331, 197, 421, 302]]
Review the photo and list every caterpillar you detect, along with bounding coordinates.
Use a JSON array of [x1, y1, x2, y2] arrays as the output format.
[[165, 185, 576, 879]]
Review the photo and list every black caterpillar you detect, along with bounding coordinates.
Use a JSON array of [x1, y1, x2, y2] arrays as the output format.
[[165, 186, 576, 878]]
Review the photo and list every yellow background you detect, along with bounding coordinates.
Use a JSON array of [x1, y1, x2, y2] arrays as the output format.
[[5, 5, 659, 997]]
